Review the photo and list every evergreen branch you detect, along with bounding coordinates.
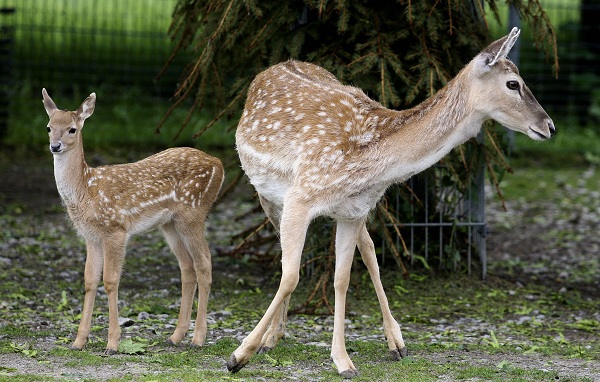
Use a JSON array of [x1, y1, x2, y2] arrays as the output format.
[[192, 87, 247, 139], [377, 204, 410, 277], [211, 0, 235, 42], [484, 126, 512, 174]]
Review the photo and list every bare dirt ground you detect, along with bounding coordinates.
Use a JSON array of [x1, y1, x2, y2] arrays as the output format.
[[0, 154, 599, 381]]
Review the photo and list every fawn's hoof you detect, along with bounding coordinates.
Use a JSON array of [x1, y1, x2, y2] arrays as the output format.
[[103, 348, 118, 356]]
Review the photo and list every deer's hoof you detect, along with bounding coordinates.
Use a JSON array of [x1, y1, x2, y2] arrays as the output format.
[[390, 346, 408, 361], [226, 354, 247, 373], [103, 348, 118, 356], [339, 368, 359, 379], [257, 345, 272, 354]]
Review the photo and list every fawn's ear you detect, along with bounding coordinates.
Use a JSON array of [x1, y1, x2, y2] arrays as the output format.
[[77, 93, 96, 122], [42, 88, 58, 117], [472, 27, 520, 76]]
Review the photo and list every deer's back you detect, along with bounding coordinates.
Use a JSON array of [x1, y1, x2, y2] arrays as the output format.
[[89, 147, 222, 200], [236, 60, 393, 205], [67, 147, 222, 235]]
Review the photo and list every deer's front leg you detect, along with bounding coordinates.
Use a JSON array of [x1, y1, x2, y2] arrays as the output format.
[[331, 219, 362, 378], [357, 225, 407, 360], [102, 233, 127, 355], [227, 197, 310, 373], [72, 240, 103, 350]]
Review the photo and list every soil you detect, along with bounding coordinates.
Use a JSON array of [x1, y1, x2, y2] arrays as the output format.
[[0, 154, 599, 381]]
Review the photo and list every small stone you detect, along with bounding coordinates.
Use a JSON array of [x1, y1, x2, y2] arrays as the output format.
[[119, 317, 135, 327]]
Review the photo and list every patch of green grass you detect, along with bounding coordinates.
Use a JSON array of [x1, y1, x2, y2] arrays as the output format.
[[509, 129, 600, 168], [453, 364, 563, 382], [495, 161, 600, 203], [0, 376, 61, 382]]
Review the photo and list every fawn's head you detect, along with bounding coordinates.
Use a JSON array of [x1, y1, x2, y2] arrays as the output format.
[[42, 88, 96, 154], [467, 27, 555, 141]]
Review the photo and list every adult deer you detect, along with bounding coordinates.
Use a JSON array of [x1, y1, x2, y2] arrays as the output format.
[[42, 89, 224, 354], [229, 28, 554, 377]]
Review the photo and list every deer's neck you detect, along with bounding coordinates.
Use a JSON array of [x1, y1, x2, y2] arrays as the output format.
[[378, 73, 483, 183], [53, 144, 90, 206]]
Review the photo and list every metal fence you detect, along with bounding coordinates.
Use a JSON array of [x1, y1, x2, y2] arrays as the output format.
[[0, 0, 185, 98], [0, 6, 14, 138], [381, 1, 596, 277], [383, 164, 487, 276]]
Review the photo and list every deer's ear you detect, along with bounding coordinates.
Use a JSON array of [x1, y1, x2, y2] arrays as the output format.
[[42, 88, 58, 117], [473, 27, 520, 76], [77, 93, 96, 122]]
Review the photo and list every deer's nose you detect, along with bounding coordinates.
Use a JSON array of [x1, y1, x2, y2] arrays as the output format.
[[548, 120, 556, 137], [50, 142, 62, 152]]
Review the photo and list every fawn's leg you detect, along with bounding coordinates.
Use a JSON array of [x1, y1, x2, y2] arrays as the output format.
[[227, 196, 310, 373], [102, 232, 127, 355], [161, 221, 198, 345], [356, 224, 407, 360], [71, 239, 103, 350], [330, 219, 361, 378], [180, 220, 212, 347]]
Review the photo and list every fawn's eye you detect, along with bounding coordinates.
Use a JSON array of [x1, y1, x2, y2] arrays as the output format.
[[69, 127, 77, 134], [506, 80, 520, 91], [46, 126, 51, 133]]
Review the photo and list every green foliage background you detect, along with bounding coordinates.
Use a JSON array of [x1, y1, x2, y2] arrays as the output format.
[[163, 0, 557, 127], [161, 0, 557, 276]]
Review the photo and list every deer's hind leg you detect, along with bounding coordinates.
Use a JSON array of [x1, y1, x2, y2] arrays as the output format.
[[330, 219, 361, 377], [357, 224, 406, 360], [256, 195, 289, 353], [162, 221, 200, 346], [183, 220, 212, 347]]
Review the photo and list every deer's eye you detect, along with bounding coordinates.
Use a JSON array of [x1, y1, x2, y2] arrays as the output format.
[[69, 127, 77, 134], [506, 80, 520, 91], [46, 126, 51, 133]]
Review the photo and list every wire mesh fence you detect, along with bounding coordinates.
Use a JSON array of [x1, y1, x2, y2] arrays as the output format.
[[0, 6, 14, 139], [0, 0, 186, 98], [381, 164, 487, 277]]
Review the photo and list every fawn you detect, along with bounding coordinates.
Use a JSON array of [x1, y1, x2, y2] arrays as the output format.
[[42, 88, 224, 354]]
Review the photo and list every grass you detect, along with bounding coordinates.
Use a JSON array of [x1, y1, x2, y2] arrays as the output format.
[[1, 212, 598, 381]]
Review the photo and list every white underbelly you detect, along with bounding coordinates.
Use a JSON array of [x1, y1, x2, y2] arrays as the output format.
[[249, 175, 289, 207], [321, 185, 387, 221]]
